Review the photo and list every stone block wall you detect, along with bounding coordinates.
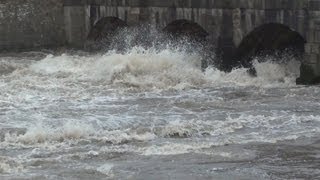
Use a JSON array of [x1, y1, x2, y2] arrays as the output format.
[[299, 10, 320, 84], [0, 0, 65, 51], [64, 5, 90, 48]]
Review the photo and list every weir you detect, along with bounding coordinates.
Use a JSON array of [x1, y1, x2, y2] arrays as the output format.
[[0, 0, 320, 84]]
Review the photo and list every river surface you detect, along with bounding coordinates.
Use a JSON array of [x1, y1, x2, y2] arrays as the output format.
[[0, 47, 319, 180]]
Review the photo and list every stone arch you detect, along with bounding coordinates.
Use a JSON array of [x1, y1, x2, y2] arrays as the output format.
[[162, 19, 209, 41], [86, 17, 127, 51], [87, 17, 127, 41], [162, 19, 214, 70], [233, 23, 306, 69]]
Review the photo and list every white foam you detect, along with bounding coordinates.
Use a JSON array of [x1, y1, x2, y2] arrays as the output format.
[[204, 59, 300, 87], [142, 142, 214, 155], [0, 157, 24, 174], [3, 113, 319, 146], [0, 162, 11, 174], [29, 54, 85, 75], [20, 46, 300, 92], [156, 119, 211, 138], [96, 163, 114, 176], [87, 151, 99, 156], [98, 130, 156, 144], [4, 121, 95, 144], [3, 123, 158, 146]]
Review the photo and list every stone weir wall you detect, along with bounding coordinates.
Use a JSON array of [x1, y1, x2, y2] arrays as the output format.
[[0, 0, 65, 51]]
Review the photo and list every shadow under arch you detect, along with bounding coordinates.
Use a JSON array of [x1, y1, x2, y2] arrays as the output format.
[[162, 19, 214, 70], [233, 23, 306, 71], [86, 17, 127, 51], [87, 17, 127, 41], [162, 19, 209, 41]]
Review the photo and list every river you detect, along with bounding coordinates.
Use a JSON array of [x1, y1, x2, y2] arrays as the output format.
[[0, 46, 319, 179]]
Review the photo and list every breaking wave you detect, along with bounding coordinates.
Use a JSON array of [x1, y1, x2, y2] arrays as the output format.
[[1, 46, 300, 94], [3, 114, 319, 147]]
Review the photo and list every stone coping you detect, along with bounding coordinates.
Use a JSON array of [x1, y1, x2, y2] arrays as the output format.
[[63, 0, 318, 10]]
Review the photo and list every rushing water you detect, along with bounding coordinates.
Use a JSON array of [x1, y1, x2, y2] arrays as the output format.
[[0, 46, 319, 180]]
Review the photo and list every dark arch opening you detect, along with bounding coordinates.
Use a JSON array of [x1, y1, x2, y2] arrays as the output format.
[[87, 17, 127, 41], [86, 17, 127, 51], [233, 23, 306, 72], [162, 20, 214, 69], [163, 20, 209, 42]]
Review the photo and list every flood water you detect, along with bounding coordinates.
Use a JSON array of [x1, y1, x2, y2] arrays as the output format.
[[0, 46, 319, 180]]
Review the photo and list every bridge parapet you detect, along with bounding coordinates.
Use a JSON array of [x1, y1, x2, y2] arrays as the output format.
[[64, 0, 315, 10]]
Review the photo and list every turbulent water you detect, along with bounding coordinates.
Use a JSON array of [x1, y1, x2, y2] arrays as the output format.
[[0, 47, 319, 180]]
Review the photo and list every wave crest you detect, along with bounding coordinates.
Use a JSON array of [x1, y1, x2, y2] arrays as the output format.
[[23, 47, 301, 91]]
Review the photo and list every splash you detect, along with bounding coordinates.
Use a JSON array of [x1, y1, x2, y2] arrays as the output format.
[[5, 46, 299, 92], [4, 121, 95, 144], [204, 57, 300, 87], [25, 47, 204, 90]]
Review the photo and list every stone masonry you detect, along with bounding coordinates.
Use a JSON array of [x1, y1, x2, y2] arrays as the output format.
[[0, 0, 65, 50]]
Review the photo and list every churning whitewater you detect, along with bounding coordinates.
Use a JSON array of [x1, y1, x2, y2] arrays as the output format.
[[0, 47, 319, 179]]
